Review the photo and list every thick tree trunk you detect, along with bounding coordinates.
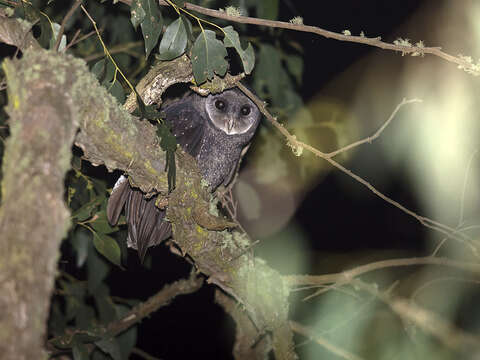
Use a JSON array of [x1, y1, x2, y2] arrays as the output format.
[[0, 52, 78, 359]]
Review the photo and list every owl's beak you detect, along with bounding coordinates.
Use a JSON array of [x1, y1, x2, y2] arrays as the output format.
[[227, 117, 235, 132]]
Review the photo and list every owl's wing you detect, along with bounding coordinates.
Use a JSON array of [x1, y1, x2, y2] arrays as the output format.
[[163, 105, 205, 157], [107, 176, 171, 262]]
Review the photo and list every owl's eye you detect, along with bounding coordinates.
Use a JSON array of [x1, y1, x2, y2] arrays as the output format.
[[215, 100, 226, 110], [240, 105, 251, 116]]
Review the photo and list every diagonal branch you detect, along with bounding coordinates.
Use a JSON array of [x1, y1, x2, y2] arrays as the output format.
[[54, 0, 83, 51], [118, 0, 480, 76], [285, 256, 480, 288], [290, 321, 365, 360]]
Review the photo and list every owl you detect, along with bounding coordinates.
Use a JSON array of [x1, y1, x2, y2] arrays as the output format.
[[107, 88, 262, 261]]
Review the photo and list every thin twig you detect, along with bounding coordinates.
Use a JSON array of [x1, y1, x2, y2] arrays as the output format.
[[290, 321, 365, 360], [83, 41, 143, 62], [63, 29, 99, 50], [131, 347, 163, 360], [325, 98, 421, 158], [411, 276, 480, 303], [54, 0, 82, 51], [432, 148, 480, 256], [354, 279, 480, 351], [459, 149, 478, 225], [63, 28, 81, 52], [48, 273, 203, 350], [285, 256, 480, 288]]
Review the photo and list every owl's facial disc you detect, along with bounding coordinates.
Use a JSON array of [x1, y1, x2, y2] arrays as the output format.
[[205, 89, 260, 135]]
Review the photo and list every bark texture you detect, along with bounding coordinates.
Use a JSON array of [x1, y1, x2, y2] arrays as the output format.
[[0, 50, 79, 359]]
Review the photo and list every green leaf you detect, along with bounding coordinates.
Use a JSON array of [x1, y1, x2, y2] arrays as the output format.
[[140, 0, 163, 58], [284, 54, 303, 85], [61, 281, 88, 322], [92, 59, 106, 80], [253, 44, 290, 105], [191, 30, 228, 84], [94, 286, 117, 324], [91, 211, 119, 234], [106, 80, 126, 104], [95, 338, 122, 360], [115, 304, 137, 359], [157, 122, 177, 192], [71, 196, 102, 222], [133, 94, 162, 120], [101, 60, 116, 89], [70, 229, 90, 268], [49, 299, 67, 336], [157, 17, 188, 60], [99, 61, 125, 104], [72, 342, 89, 360], [130, 0, 146, 29], [222, 26, 255, 74], [50, 22, 66, 51], [87, 241, 110, 293], [182, 15, 194, 45], [93, 232, 122, 267]]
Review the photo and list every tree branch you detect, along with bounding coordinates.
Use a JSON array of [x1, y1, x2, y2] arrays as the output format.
[[354, 279, 480, 351], [107, 274, 203, 336], [285, 256, 480, 288], [54, 0, 83, 51], [0, 49, 79, 360], [290, 321, 364, 360]]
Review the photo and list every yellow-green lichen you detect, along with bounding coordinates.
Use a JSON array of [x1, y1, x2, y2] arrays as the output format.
[[195, 224, 206, 236]]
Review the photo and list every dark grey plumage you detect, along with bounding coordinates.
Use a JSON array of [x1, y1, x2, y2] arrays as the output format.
[[107, 88, 261, 261]]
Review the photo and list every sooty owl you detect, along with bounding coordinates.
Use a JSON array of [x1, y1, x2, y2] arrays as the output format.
[[107, 87, 261, 261]]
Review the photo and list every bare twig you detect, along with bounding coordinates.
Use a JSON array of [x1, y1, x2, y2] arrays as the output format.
[[411, 276, 480, 303], [459, 149, 478, 225], [83, 41, 143, 62], [48, 273, 203, 349], [63, 29, 99, 50], [63, 28, 81, 52], [432, 148, 480, 256], [285, 256, 480, 288], [54, 0, 83, 51], [107, 273, 203, 336], [131, 347, 163, 360], [290, 321, 365, 360], [354, 279, 480, 351], [325, 98, 421, 158]]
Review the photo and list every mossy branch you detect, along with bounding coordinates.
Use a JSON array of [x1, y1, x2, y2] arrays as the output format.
[[0, 48, 79, 360]]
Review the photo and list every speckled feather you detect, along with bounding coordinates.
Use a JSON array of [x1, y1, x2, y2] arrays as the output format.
[[107, 88, 261, 261]]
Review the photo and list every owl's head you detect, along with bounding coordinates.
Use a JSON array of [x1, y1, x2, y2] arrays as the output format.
[[204, 88, 261, 135]]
